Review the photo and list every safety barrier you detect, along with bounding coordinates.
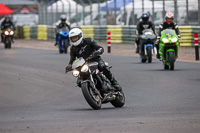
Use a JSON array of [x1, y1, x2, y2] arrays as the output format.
[[80, 26, 94, 39], [179, 26, 200, 46], [37, 25, 48, 40], [15, 25, 200, 46], [23, 26, 30, 40], [107, 25, 123, 43]]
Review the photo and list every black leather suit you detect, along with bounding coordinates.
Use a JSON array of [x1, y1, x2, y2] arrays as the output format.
[[68, 38, 114, 81]]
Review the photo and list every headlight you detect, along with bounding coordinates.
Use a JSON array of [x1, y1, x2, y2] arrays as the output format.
[[162, 38, 169, 43], [72, 70, 80, 77], [4, 31, 9, 35], [171, 37, 178, 43], [81, 64, 89, 72], [10, 31, 14, 35]]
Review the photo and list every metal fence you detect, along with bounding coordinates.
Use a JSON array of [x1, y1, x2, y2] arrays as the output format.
[[38, 0, 200, 26]]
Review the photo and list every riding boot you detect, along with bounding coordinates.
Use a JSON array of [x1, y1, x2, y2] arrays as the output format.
[[1, 34, 3, 43], [136, 46, 139, 53], [55, 33, 58, 46], [11, 37, 14, 43], [135, 42, 140, 53], [135, 37, 140, 53], [110, 77, 122, 92], [156, 53, 160, 59], [155, 43, 160, 59], [104, 68, 122, 91]]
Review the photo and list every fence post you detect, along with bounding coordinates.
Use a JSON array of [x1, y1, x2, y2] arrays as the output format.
[[107, 31, 111, 53], [194, 33, 199, 60]]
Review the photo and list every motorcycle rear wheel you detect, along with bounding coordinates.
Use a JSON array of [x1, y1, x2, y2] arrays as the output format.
[[110, 90, 125, 108], [81, 82, 102, 110]]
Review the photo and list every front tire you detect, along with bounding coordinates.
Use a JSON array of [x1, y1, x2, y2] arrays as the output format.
[[8, 41, 11, 49], [168, 51, 175, 70], [147, 46, 152, 63], [81, 82, 102, 110], [4, 38, 8, 49], [64, 41, 68, 54], [110, 90, 125, 108]]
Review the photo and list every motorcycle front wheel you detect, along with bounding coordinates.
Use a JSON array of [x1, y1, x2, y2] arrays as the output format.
[[168, 51, 175, 70], [147, 46, 152, 63], [81, 82, 102, 110], [63, 40, 69, 54]]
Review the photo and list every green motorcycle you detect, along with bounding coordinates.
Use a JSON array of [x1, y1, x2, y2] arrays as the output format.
[[159, 29, 179, 70]]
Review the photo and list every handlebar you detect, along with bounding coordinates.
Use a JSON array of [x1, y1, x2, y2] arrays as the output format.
[[85, 55, 94, 61]]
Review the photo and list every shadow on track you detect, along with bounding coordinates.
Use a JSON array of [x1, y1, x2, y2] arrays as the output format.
[[65, 106, 125, 111]]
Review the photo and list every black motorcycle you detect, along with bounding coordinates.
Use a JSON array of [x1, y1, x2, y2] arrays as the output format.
[[3, 28, 14, 49], [139, 29, 156, 63], [66, 57, 125, 110]]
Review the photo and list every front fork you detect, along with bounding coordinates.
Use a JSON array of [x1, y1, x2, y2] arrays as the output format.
[[144, 44, 157, 55], [159, 44, 179, 60], [77, 71, 99, 96]]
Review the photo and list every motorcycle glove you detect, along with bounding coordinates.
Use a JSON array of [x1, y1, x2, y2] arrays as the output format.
[[178, 35, 181, 41], [65, 65, 72, 73], [92, 51, 99, 58], [92, 48, 103, 58]]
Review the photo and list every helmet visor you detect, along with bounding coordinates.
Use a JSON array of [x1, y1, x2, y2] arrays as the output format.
[[166, 18, 173, 22], [70, 36, 79, 42]]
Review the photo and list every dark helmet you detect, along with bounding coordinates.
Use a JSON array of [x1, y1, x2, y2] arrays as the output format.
[[141, 12, 149, 22], [60, 14, 66, 22], [4, 16, 11, 22]]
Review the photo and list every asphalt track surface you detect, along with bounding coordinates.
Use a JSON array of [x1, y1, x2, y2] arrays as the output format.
[[0, 46, 200, 133]]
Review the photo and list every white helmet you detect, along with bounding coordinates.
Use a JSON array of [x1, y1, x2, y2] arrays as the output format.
[[69, 28, 83, 46]]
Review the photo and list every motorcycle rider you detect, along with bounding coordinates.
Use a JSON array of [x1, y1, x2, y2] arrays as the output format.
[[155, 12, 181, 59], [65, 28, 121, 92], [135, 12, 155, 53], [1, 16, 15, 43], [55, 14, 71, 46]]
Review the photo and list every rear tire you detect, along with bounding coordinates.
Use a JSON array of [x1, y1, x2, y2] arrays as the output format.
[[81, 82, 102, 110], [110, 90, 125, 108]]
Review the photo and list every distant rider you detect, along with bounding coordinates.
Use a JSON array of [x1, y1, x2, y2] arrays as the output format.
[[135, 12, 155, 53], [55, 14, 71, 46], [65, 28, 121, 92], [155, 12, 181, 59], [1, 16, 15, 43]]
